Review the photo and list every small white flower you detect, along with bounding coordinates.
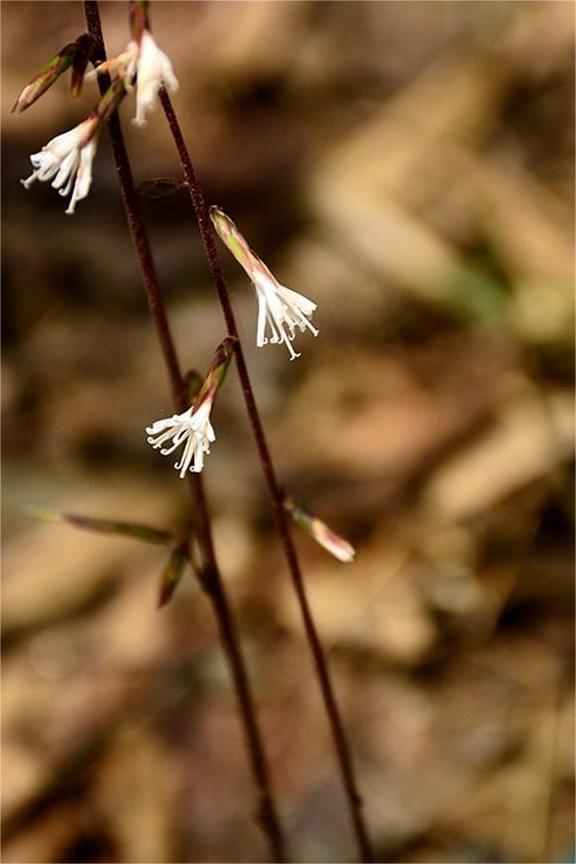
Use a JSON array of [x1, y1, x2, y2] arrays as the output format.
[[132, 30, 178, 127], [210, 206, 318, 360], [253, 269, 319, 361], [89, 30, 178, 128], [21, 117, 98, 215], [146, 399, 215, 477]]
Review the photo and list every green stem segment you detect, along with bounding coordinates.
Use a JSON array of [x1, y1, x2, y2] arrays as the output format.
[[158, 88, 375, 864], [83, 4, 288, 860]]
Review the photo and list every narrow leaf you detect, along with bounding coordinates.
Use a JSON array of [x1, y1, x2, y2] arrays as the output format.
[[30, 509, 173, 546]]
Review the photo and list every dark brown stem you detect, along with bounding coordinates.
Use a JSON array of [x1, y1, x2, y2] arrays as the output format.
[[83, 5, 287, 860], [159, 90, 375, 863]]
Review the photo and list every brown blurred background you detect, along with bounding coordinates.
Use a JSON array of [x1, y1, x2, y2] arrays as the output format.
[[2, 2, 575, 862]]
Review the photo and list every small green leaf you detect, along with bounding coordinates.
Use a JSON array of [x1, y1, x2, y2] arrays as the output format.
[[138, 178, 183, 201]]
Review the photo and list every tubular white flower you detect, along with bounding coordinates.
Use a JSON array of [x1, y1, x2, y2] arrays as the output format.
[[210, 206, 318, 359], [253, 270, 319, 361], [89, 30, 178, 128], [20, 117, 98, 214], [146, 399, 215, 477], [132, 30, 178, 127]]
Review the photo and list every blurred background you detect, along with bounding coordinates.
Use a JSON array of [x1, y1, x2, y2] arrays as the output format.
[[1, 2, 574, 862]]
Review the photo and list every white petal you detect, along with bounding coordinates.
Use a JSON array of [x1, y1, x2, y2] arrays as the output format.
[[255, 288, 268, 346], [276, 284, 317, 317]]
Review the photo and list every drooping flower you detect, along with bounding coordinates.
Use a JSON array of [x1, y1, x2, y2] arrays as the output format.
[[20, 116, 98, 214], [132, 30, 178, 127], [146, 337, 235, 477], [90, 29, 178, 128], [210, 206, 318, 360], [146, 400, 215, 478]]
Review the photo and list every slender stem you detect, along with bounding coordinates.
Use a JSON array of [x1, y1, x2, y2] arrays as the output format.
[[83, 5, 287, 860], [159, 90, 375, 863]]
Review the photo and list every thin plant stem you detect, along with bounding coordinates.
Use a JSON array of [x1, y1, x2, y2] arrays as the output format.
[[158, 89, 375, 864], [83, 5, 288, 860]]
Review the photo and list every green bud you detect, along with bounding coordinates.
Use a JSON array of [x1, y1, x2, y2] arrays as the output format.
[[11, 42, 76, 114]]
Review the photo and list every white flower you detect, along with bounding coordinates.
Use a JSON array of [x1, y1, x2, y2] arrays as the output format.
[[21, 117, 98, 215], [146, 399, 215, 477], [253, 270, 319, 361], [89, 30, 178, 128], [132, 30, 178, 127], [209, 206, 318, 360]]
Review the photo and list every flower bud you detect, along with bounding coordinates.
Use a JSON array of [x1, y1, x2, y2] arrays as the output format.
[[284, 498, 356, 563]]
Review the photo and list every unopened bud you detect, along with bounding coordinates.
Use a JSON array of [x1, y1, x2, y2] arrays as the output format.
[[11, 42, 77, 114], [284, 497, 356, 563]]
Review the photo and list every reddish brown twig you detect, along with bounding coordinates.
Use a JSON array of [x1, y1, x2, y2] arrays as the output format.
[[158, 88, 374, 864], [83, 4, 287, 860]]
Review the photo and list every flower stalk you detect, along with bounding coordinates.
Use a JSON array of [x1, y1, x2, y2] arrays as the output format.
[[158, 88, 375, 863], [83, 4, 287, 860]]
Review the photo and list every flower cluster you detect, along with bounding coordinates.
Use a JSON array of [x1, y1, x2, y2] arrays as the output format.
[[15, 12, 177, 213], [14, 8, 347, 562]]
